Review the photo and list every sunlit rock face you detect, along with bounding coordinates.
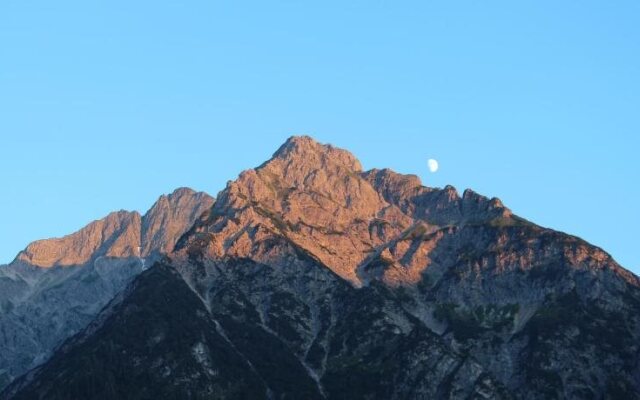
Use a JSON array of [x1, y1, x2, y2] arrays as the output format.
[[16, 210, 142, 268], [176, 136, 513, 288], [0, 188, 213, 389], [15, 187, 214, 269], [141, 187, 215, 260], [3, 136, 640, 399]]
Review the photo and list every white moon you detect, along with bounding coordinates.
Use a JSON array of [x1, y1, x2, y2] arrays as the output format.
[[427, 159, 439, 173]]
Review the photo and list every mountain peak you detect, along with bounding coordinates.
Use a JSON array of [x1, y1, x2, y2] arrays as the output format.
[[167, 186, 197, 198], [141, 187, 214, 258], [219, 136, 376, 217], [178, 136, 389, 283], [180, 136, 524, 285], [269, 135, 363, 172]]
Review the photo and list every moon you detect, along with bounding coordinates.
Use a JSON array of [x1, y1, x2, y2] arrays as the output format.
[[427, 159, 439, 173]]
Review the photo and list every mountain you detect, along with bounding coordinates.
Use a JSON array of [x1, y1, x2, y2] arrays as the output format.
[[0, 188, 214, 389], [3, 136, 640, 399]]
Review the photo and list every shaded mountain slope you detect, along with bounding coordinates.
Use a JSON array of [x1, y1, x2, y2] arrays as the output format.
[[2, 263, 268, 400], [4, 253, 509, 399]]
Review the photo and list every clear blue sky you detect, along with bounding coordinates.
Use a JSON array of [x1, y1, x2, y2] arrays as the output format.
[[1, 1, 638, 272]]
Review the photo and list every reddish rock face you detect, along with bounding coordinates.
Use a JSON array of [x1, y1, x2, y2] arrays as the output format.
[[17, 211, 142, 268], [15, 188, 214, 269], [176, 135, 515, 287], [141, 187, 215, 258]]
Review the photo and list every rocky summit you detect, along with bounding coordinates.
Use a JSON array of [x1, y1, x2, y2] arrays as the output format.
[[2, 136, 640, 399]]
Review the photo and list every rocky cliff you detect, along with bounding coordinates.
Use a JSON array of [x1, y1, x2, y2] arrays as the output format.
[[16, 210, 142, 268]]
